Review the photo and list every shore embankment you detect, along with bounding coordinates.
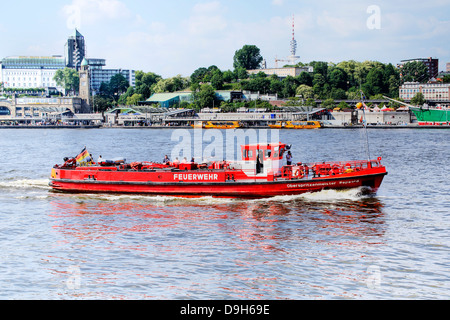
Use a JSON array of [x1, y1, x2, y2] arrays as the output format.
[[1, 124, 449, 129]]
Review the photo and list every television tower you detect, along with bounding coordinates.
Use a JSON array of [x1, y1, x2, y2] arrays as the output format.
[[289, 15, 300, 65], [274, 15, 301, 68]]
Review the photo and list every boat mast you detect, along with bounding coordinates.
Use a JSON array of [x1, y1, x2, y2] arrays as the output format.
[[360, 90, 371, 161]]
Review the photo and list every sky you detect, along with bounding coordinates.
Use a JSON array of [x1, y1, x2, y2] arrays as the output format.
[[0, 0, 449, 78]]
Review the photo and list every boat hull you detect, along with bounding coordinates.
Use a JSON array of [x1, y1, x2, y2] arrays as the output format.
[[268, 121, 322, 129], [49, 170, 387, 198], [410, 106, 450, 125]]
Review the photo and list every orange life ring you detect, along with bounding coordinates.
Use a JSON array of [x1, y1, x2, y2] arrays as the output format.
[[294, 169, 304, 179]]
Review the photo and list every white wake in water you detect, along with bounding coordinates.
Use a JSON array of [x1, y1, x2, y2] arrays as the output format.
[[0, 178, 371, 205], [252, 187, 372, 203], [86, 194, 236, 206], [0, 178, 50, 190]]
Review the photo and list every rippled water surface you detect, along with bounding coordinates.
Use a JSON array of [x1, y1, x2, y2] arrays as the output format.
[[0, 128, 448, 299]]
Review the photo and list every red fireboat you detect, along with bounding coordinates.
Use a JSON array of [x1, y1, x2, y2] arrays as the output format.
[[49, 143, 387, 198]]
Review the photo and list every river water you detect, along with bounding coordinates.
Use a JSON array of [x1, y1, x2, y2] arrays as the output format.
[[0, 128, 448, 300]]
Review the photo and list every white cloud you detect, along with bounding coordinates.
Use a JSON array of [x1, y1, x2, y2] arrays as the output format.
[[62, 0, 131, 28], [192, 1, 223, 14], [185, 1, 228, 36], [67, 0, 450, 77]]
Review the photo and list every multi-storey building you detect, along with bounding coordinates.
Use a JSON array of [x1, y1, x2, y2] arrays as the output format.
[[399, 81, 450, 102], [0, 56, 65, 91], [84, 58, 135, 93], [0, 29, 135, 96], [65, 29, 86, 71]]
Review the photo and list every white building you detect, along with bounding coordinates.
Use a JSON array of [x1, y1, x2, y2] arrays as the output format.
[[0, 56, 65, 91], [84, 58, 135, 94], [399, 81, 450, 102], [247, 66, 313, 78]]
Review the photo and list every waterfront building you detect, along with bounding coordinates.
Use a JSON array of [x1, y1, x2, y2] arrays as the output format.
[[90, 66, 135, 93], [399, 81, 450, 103], [0, 56, 65, 92], [65, 29, 86, 71], [82, 58, 135, 93], [0, 96, 83, 123], [144, 91, 244, 109], [398, 57, 439, 80], [330, 109, 411, 126], [247, 66, 313, 78], [144, 92, 194, 108], [0, 29, 135, 98]]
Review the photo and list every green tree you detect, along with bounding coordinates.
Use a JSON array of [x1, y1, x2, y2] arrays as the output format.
[[296, 72, 313, 86], [330, 88, 347, 100], [126, 93, 144, 106], [401, 61, 429, 83], [99, 82, 112, 96], [195, 84, 216, 109], [296, 84, 314, 99], [336, 101, 350, 110], [356, 61, 385, 85], [411, 92, 425, 106], [388, 74, 400, 97], [109, 74, 129, 95], [309, 61, 329, 79], [136, 71, 161, 88], [118, 86, 135, 105], [92, 96, 115, 112], [312, 73, 326, 98], [269, 77, 283, 96], [191, 67, 208, 83], [210, 70, 224, 90], [322, 98, 335, 109], [53, 68, 80, 95], [304, 98, 317, 107], [133, 71, 161, 100], [328, 67, 348, 90], [234, 67, 249, 80], [281, 76, 298, 98], [152, 75, 190, 93], [364, 68, 384, 96], [222, 70, 236, 83], [220, 101, 238, 112], [233, 45, 263, 70], [336, 60, 359, 87], [242, 73, 271, 94]]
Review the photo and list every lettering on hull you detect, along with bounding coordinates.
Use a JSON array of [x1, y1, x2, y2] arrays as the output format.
[[173, 173, 219, 182], [287, 179, 361, 189]]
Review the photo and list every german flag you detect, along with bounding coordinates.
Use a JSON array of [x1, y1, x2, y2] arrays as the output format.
[[75, 147, 92, 165]]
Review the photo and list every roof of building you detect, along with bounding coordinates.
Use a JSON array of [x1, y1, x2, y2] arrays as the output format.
[[105, 107, 167, 114], [70, 28, 84, 39], [146, 92, 192, 103], [1, 56, 65, 69]]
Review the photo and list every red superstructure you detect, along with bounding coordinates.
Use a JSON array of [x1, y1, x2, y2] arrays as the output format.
[[49, 143, 387, 198]]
